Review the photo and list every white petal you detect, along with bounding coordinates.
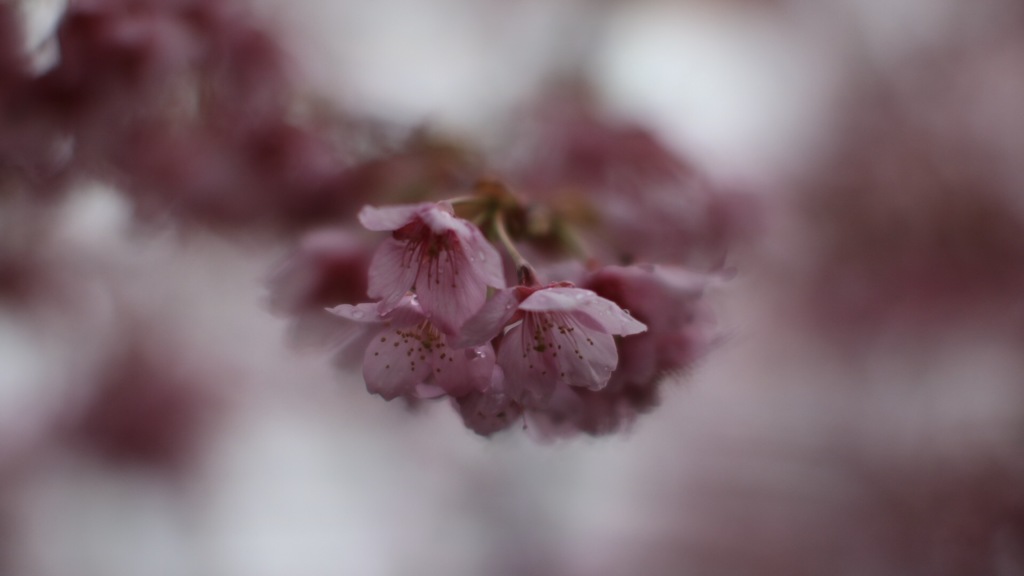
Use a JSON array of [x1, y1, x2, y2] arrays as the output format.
[[358, 203, 430, 231], [326, 302, 383, 324], [519, 287, 593, 312]]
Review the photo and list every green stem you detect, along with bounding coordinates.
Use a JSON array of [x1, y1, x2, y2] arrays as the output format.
[[446, 195, 485, 207], [492, 211, 539, 286]]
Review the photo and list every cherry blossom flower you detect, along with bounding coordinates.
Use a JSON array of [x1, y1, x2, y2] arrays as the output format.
[[454, 367, 523, 437], [330, 295, 496, 401], [458, 284, 647, 402], [517, 265, 716, 436], [359, 202, 505, 333], [583, 264, 715, 390]]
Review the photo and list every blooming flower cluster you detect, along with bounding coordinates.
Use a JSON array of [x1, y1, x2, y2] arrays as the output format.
[[256, 87, 732, 439], [312, 189, 720, 437], [0, 0, 730, 442]]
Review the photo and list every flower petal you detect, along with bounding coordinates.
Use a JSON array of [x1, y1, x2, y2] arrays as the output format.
[[417, 203, 461, 234], [519, 287, 592, 312], [520, 287, 646, 335], [497, 319, 560, 402], [500, 311, 620, 394], [431, 344, 495, 397], [326, 302, 384, 323], [453, 288, 522, 348], [552, 327, 618, 391], [381, 294, 428, 327], [455, 366, 521, 437], [456, 220, 506, 288], [367, 238, 420, 313], [362, 326, 432, 400], [413, 245, 486, 334], [571, 295, 647, 336], [358, 203, 430, 231], [323, 304, 384, 368]]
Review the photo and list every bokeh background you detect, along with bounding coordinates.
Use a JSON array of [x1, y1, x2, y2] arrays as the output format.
[[3, 0, 1024, 574]]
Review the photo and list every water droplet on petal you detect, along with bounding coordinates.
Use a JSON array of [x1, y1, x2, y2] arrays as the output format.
[[477, 251, 486, 261], [473, 350, 486, 359]]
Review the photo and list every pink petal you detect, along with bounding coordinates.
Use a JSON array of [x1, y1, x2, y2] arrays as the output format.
[[459, 223, 506, 288], [536, 312, 619, 391], [521, 287, 646, 336], [519, 287, 593, 312], [413, 246, 487, 334], [455, 366, 521, 437], [367, 238, 420, 313], [553, 328, 618, 391], [431, 344, 495, 397], [324, 304, 385, 368], [357, 203, 429, 231], [497, 321, 559, 402], [381, 294, 429, 328], [499, 312, 619, 396], [362, 327, 431, 400], [571, 296, 647, 336], [413, 383, 447, 399], [453, 288, 522, 348]]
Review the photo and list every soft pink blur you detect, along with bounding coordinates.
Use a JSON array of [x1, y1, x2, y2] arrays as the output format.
[[2, 0, 1024, 575]]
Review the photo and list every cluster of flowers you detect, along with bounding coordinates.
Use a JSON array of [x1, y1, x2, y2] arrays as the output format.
[[0, 0, 733, 442], [311, 188, 717, 437], [267, 91, 733, 438]]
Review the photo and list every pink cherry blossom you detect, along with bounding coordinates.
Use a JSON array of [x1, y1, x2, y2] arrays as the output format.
[[512, 265, 716, 437], [359, 202, 505, 334], [329, 295, 495, 401], [583, 264, 715, 390], [454, 366, 523, 437], [459, 284, 647, 402]]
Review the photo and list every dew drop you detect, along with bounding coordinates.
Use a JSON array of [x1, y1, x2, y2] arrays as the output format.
[[477, 251, 486, 261]]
